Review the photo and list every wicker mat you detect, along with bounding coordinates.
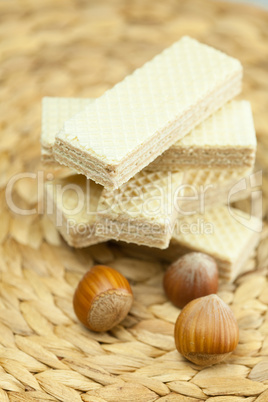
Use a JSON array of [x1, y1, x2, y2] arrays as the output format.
[[0, 0, 268, 401]]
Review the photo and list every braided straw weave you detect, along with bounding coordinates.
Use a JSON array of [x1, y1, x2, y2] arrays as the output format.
[[0, 0, 268, 400]]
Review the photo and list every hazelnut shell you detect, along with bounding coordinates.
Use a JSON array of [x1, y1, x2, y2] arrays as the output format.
[[73, 265, 133, 332], [174, 294, 239, 366], [163, 252, 218, 308]]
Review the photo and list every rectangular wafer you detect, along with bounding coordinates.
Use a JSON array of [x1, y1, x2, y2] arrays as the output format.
[[45, 167, 255, 252], [147, 100, 256, 171], [45, 175, 104, 248], [53, 36, 242, 189], [42, 98, 255, 176], [171, 205, 261, 282], [45, 171, 184, 249], [96, 170, 184, 249], [117, 205, 261, 282], [41, 97, 93, 164], [178, 167, 254, 214]]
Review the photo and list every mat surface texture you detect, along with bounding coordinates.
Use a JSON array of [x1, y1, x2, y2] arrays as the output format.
[[0, 0, 268, 401]]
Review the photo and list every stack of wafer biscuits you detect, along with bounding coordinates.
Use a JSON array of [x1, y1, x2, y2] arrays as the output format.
[[41, 36, 261, 281]]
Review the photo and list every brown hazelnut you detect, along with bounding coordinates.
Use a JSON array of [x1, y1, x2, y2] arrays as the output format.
[[174, 294, 239, 366], [73, 265, 133, 332], [163, 252, 218, 308]]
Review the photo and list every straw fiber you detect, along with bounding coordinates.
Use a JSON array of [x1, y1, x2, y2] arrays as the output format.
[[0, 0, 267, 400]]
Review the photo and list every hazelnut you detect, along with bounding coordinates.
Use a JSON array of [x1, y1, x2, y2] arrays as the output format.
[[73, 265, 133, 332], [163, 252, 218, 308], [174, 294, 239, 366]]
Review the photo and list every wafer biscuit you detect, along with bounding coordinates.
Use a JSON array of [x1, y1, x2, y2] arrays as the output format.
[[45, 168, 255, 251], [41, 97, 93, 164], [96, 170, 184, 249], [45, 175, 104, 248], [53, 36, 242, 189], [42, 98, 255, 176], [171, 206, 261, 281], [117, 205, 261, 282], [178, 167, 254, 214], [147, 100, 256, 171]]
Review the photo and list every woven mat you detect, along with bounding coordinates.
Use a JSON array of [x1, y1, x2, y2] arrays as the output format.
[[0, 0, 268, 401]]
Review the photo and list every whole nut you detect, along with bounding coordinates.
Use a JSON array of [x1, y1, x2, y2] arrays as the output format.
[[174, 294, 239, 366], [73, 265, 133, 332], [163, 252, 218, 308]]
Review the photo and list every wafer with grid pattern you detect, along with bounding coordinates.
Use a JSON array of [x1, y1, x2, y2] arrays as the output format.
[[45, 175, 104, 248], [96, 170, 184, 249], [41, 97, 93, 164], [147, 100, 256, 171], [53, 36, 242, 188]]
